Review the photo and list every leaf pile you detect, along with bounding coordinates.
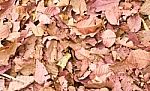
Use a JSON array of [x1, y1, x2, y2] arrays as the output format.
[[0, 0, 150, 91]]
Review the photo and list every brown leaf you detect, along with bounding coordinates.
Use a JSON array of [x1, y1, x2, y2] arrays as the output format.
[[0, 41, 20, 66], [70, 0, 87, 15], [140, 0, 150, 15]]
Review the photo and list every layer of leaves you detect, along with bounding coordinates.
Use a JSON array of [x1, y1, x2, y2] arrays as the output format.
[[0, 0, 150, 91]]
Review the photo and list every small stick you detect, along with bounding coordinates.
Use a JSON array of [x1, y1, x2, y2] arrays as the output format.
[[0, 74, 25, 84]]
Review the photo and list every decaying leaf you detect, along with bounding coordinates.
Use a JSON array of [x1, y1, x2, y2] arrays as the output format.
[[57, 53, 71, 69]]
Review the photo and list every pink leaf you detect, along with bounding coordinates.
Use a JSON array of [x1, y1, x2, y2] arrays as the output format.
[[34, 60, 50, 84], [90, 0, 120, 12], [127, 14, 141, 32], [101, 29, 116, 47], [105, 7, 121, 25]]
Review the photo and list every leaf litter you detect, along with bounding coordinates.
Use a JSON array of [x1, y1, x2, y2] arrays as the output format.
[[0, 0, 150, 91]]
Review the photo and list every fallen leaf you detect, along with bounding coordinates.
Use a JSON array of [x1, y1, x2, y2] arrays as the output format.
[[57, 53, 71, 69], [90, 0, 120, 12], [76, 16, 102, 34], [44, 6, 60, 16], [0, 25, 10, 39], [0, 64, 11, 74], [127, 14, 141, 32], [34, 60, 50, 84], [56, 0, 69, 6], [140, 0, 150, 15], [101, 29, 116, 47], [28, 22, 44, 36], [39, 87, 55, 91], [70, 0, 87, 15], [0, 41, 20, 66], [38, 14, 51, 24], [116, 37, 134, 48], [105, 6, 121, 25], [58, 76, 68, 91], [127, 49, 150, 69], [8, 76, 34, 91], [0, 79, 5, 91]]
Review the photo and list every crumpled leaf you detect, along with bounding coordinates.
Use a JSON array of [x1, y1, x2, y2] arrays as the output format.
[[0, 41, 20, 66], [101, 29, 116, 47], [34, 60, 50, 84], [57, 53, 71, 69], [140, 0, 150, 15], [127, 14, 141, 32], [8, 76, 34, 91]]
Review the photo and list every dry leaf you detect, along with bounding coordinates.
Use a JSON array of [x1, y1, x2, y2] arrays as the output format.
[[70, 0, 87, 15], [76, 16, 102, 34], [127, 49, 150, 69], [140, 0, 150, 15], [105, 7, 121, 25], [8, 76, 34, 91], [28, 22, 44, 36], [127, 14, 141, 32], [0, 79, 5, 91], [0, 41, 20, 66], [34, 60, 50, 84], [101, 29, 116, 47], [57, 53, 71, 69], [116, 37, 134, 48], [90, 0, 120, 12], [38, 14, 51, 24], [0, 25, 10, 39], [56, 0, 69, 6]]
